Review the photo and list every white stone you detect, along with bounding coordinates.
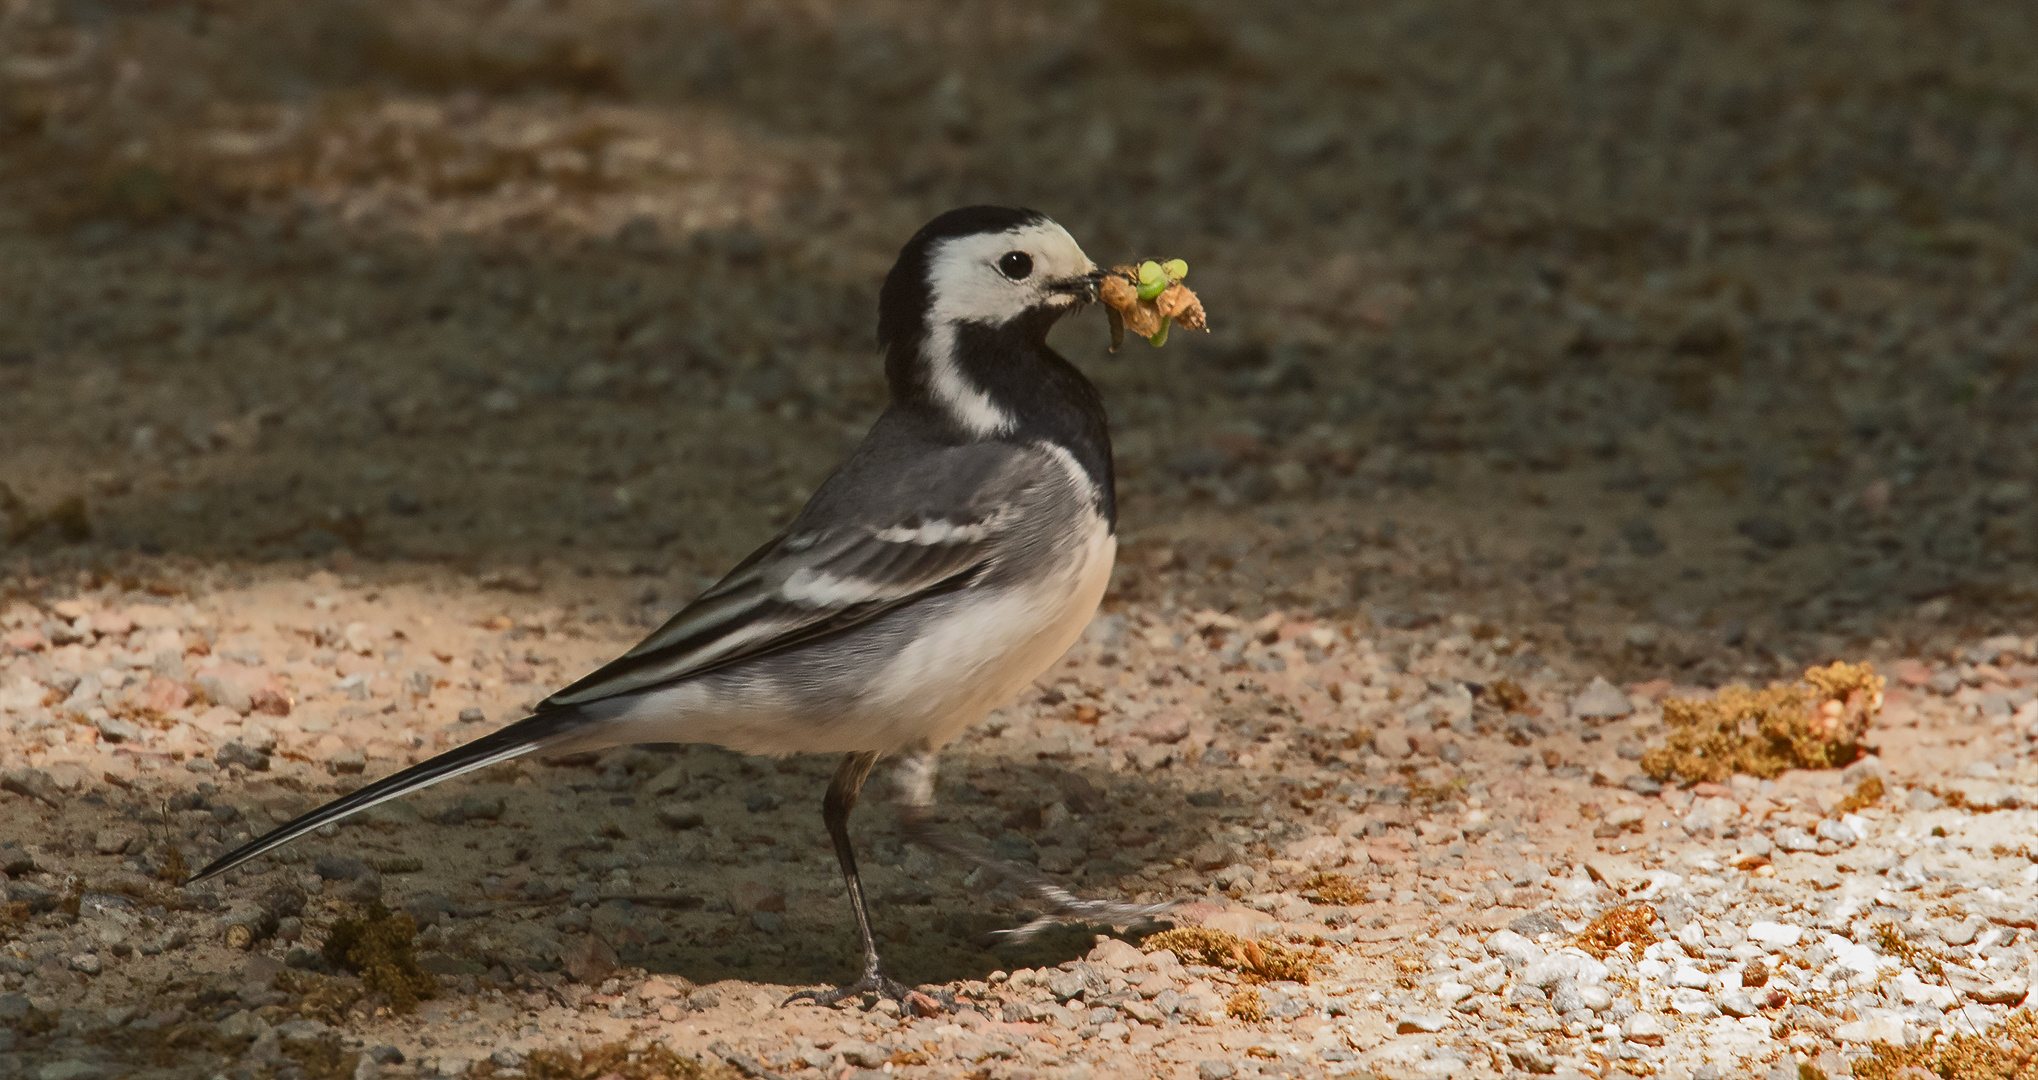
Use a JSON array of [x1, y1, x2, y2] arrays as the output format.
[[1366, 1037, 1434, 1066], [1669, 987, 1719, 1016], [1485, 929, 1543, 966], [1774, 826, 1818, 852], [1395, 1011, 1450, 1033], [1552, 876, 1600, 902], [1436, 981, 1474, 1005], [219, 1010, 270, 1041], [1584, 854, 1647, 891], [1283, 833, 1346, 869], [1519, 952, 1608, 989], [644, 764, 687, 795], [1087, 937, 1147, 971], [1894, 971, 1957, 1010], [1624, 1012, 1671, 1044], [1942, 1004, 1999, 1035], [1746, 921, 1804, 950], [1825, 935, 1886, 978], [1717, 991, 1758, 1017], [1571, 677, 1633, 718], [1816, 817, 1865, 845], [1669, 965, 1712, 989], [1837, 1015, 1909, 1044]]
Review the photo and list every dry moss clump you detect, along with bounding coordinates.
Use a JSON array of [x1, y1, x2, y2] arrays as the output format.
[[1144, 927, 1314, 985], [320, 903, 436, 1013], [1225, 987, 1266, 1022], [1641, 661, 1884, 784], [1407, 773, 1470, 808], [1300, 872, 1366, 906], [469, 1041, 736, 1080], [1873, 921, 1947, 979], [279, 1035, 360, 1080], [0, 900, 31, 941], [1485, 677, 1535, 714], [157, 843, 187, 883], [1851, 1006, 2038, 1079], [1835, 775, 1887, 815], [275, 968, 366, 1026], [1574, 901, 1658, 958], [0, 483, 91, 544]]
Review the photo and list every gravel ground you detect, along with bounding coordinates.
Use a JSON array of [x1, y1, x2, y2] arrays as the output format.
[[3, 588, 2038, 1080], [3, 1, 2038, 1078]]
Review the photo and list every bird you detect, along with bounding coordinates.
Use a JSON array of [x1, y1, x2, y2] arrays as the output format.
[[189, 205, 1168, 1006]]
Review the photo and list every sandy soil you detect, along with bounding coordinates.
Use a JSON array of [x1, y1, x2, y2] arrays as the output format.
[[3, 1, 2037, 1078]]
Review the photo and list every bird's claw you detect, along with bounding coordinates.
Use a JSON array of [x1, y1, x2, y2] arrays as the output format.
[[782, 971, 915, 1009]]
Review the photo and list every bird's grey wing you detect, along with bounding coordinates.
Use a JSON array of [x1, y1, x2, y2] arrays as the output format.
[[538, 509, 1018, 709], [183, 522, 1003, 886]]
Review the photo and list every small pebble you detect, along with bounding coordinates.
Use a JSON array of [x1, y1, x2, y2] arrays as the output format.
[[1571, 677, 1633, 718]]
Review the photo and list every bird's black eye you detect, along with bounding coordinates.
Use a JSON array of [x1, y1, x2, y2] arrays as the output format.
[[997, 251, 1033, 280]]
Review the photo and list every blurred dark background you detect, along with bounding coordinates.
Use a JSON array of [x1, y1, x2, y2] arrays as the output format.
[[1, 0, 2035, 679]]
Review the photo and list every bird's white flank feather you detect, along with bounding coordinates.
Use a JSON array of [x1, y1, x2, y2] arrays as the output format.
[[873, 519, 995, 545], [781, 568, 885, 607]]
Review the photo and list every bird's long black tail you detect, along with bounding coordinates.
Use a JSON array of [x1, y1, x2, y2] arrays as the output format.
[[186, 712, 576, 885]]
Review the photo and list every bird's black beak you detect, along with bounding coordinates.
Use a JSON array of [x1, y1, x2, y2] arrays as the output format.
[[1054, 270, 1106, 304]]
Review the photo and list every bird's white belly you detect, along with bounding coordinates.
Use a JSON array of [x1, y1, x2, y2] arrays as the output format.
[[844, 520, 1114, 753]]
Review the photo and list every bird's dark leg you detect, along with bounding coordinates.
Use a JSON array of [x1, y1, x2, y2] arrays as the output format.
[[784, 750, 914, 1007], [890, 749, 1173, 943]]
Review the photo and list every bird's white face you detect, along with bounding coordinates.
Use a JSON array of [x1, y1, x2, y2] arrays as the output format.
[[923, 219, 1099, 328]]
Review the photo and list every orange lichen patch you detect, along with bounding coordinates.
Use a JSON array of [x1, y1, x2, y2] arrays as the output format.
[[1144, 927, 1315, 985], [1850, 1005, 2038, 1079], [1574, 901, 1658, 958], [1640, 661, 1884, 784]]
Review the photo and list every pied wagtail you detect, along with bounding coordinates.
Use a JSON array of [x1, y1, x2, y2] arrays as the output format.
[[191, 205, 1168, 1005]]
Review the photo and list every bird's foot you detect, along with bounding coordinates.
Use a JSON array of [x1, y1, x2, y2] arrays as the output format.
[[899, 810, 1176, 943], [782, 970, 915, 1009], [992, 895, 1177, 944]]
